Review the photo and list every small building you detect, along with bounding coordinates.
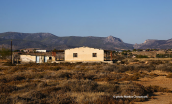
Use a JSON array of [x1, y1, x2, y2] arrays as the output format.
[[65, 47, 104, 62], [20, 48, 39, 53], [20, 52, 53, 63], [20, 55, 51, 63], [36, 50, 46, 52]]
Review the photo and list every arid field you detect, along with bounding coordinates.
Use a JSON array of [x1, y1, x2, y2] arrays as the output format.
[[0, 59, 172, 104]]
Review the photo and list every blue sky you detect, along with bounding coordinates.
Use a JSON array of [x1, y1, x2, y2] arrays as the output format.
[[0, 0, 172, 44]]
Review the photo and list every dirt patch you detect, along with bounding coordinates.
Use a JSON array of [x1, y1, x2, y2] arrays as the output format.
[[135, 92, 172, 104], [134, 76, 172, 90], [134, 76, 172, 104]]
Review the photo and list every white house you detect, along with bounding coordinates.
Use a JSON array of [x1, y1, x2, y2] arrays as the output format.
[[20, 55, 51, 63], [36, 50, 46, 52], [65, 47, 104, 62]]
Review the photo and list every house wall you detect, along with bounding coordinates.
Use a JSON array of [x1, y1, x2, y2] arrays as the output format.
[[20, 55, 50, 63], [20, 55, 36, 63], [65, 47, 104, 61], [37, 56, 44, 63]]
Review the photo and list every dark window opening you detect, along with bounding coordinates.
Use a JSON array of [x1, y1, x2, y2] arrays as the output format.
[[73, 53, 77, 57], [93, 53, 97, 57]]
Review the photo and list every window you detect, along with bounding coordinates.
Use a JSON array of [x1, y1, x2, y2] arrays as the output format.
[[92, 53, 97, 57], [73, 53, 77, 57]]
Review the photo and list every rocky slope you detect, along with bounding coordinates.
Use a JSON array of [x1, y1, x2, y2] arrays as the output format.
[[133, 39, 172, 49]]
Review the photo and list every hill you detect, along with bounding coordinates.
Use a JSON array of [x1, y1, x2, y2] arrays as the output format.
[[0, 32, 133, 50], [133, 39, 172, 49], [2, 32, 172, 50]]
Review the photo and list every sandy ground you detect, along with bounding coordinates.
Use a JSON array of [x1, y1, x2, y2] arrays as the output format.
[[134, 76, 172, 104], [136, 92, 172, 104], [135, 76, 172, 90]]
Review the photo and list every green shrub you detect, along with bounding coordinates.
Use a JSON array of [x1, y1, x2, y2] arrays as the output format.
[[136, 55, 148, 58]]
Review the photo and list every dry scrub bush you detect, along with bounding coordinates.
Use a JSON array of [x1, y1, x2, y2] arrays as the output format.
[[101, 65, 117, 72], [94, 73, 142, 82], [93, 96, 135, 104], [71, 72, 85, 79], [26, 91, 47, 99], [166, 73, 172, 78], [58, 80, 147, 96], [3, 61, 16, 66], [119, 74, 140, 81], [149, 73, 159, 77], [0, 79, 153, 103], [55, 71, 95, 80], [127, 64, 155, 72], [58, 79, 98, 92], [92, 96, 118, 104], [0, 83, 18, 93], [48, 66, 61, 71], [94, 73, 122, 81], [129, 59, 139, 62], [0, 94, 12, 104], [119, 82, 146, 96], [113, 64, 155, 73], [114, 65, 128, 73], [50, 93, 77, 104], [145, 85, 171, 93], [96, 84, 119, 93], [156, 64, 172, 72], [149, 60, 164, 65], [3, 67, 19, 74], [0, 71, 49, 84], [56, 72, 72, 79], [0, 73, 26, 83], [2, 63, 172, 104]]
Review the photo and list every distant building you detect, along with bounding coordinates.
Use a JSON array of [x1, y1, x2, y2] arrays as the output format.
[[20, 48, 39, 53], [36, 50, 46, 52]]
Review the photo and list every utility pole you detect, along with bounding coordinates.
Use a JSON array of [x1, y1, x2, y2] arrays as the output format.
[[11, 40, 13, 64], [110, 51, 112, 61]]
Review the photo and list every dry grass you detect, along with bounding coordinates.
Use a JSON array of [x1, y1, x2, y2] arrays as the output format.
[[0, 62, 172, 104], [166, 73, 172, 78], [145, 85, 171, 93]]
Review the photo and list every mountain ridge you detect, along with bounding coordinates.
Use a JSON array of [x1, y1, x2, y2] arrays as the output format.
[[0, 32, 133, 50], [0, 32, 172, 50], [133, 39, 172, 49]]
